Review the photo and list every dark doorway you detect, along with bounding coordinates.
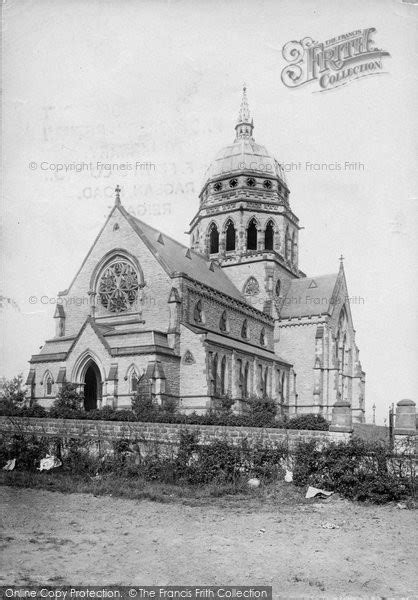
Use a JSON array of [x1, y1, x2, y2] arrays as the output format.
[[84, 361, 101, 411]]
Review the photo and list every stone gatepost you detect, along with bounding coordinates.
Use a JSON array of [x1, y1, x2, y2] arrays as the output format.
[[330, 401, 353, 433], [394, 399, 416, 434], [394, 399, 416, 454]]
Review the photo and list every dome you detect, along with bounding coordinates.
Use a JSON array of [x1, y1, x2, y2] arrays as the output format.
[[202, 85, 287, 187], [203, 137, 286, 182]]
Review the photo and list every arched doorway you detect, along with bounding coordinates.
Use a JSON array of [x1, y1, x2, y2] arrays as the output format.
[[83, 360, 102, 411]]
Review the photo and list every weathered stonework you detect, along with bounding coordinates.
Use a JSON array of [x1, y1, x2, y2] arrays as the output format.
[[25, 87, 365, 423], [0, 417, 351, 451]]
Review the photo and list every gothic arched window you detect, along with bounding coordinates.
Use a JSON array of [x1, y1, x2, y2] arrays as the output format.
[[241, 319, 248, 339], [98, 260, 139, 313], [281, 371, 286, 402], [265, 221, 274, 250], [212, 354, 218, 396], [194, 300, 203, 323], [225, 220, 236, 251], [131, 372, 139, 393], [275, 279, 281, 297], [247, 219, 258, 250], [46, 376, 53, 396], [258, 364, 263, 395], [291, 231, 296, 263], [220, 356, 226, 396], [285, 227, 291, 261], [219, 310, 228, 332], [209, 223, 219, 254], [237, 359, 243, 395], [243, 362, 249, 398], [260, 327, 266, 346], [341, 333, 347, 373], [263, 367, 269, 398], [58, 319, 65, 337]]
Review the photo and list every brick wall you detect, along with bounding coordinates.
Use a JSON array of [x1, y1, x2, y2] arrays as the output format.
[[0, 416, 350, 451]]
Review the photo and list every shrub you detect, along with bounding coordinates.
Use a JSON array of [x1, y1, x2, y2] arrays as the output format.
[[62, 438, 101, 476], [131, 390, 158, 420], [21, 405, 48, 418], [0, 374, 27, 406], [50, 383, 84, 418], [286, 414, 329, 431], [112, 409, 137, 421], [210, 395, 235, 418], [246, 439, 288, 481], [246, 395, 277, 427], [293, 438, 415, 503], [0, 434, 50, 471]]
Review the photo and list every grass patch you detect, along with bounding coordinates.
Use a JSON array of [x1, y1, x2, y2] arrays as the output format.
[[0, 470, 308, 508]]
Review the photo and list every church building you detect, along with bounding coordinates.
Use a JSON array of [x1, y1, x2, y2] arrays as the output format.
[[26, 88, 366, 423]]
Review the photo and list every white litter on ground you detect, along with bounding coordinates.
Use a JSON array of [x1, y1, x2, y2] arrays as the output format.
[[306, 486, 333, 499], [321, 522, 340, 529], [284, 470, 293, 482], [37, 455, 62, 471], [247, 478, 260, 488], [3, 458, 16, 471]]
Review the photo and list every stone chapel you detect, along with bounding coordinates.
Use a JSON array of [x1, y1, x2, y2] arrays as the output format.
[[26, 87, 366, 423]]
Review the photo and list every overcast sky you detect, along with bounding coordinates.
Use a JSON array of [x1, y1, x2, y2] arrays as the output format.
[[1, 0, 417, 424]]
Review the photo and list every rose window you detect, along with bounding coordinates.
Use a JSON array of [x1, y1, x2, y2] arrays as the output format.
[[98, 261, 139, 313]]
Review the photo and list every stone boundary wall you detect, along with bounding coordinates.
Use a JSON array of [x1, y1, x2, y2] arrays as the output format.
[[353, 423, 389, 442], [0, 416, 351, 451]]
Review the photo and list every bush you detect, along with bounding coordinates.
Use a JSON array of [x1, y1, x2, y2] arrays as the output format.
[[51, 383, 84, 418], [246, 439, 288, 481], [131, 390, 158, 420], [0, 434, 50, 471], [246, 395, 277, 427], [293, 438, 415, 503], [0, 374, 27, 406], [286, 414, 329, 431]]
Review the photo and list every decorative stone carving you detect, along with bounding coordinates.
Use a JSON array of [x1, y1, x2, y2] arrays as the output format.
[[244, 276, 260, 296], [183, 350, 195, 365], [98, 260, 139, 313]]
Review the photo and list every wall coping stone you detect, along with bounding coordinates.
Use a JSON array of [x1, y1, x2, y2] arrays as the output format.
[[0, 416, 347, 446]]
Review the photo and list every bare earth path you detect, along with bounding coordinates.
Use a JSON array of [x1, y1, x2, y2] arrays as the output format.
[[1, 486, 417, 598]]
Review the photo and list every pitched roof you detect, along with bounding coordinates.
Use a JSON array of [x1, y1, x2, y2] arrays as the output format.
[[280, 273, 339, 319], [121, 207, 245, 302]]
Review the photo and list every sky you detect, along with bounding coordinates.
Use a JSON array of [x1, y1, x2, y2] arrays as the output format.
[[1, 0, 417, 424]]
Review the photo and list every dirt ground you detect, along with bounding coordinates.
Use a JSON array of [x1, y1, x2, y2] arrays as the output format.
[[1, 486, 417, 598]]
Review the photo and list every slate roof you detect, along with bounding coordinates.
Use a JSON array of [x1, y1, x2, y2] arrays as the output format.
[[121, 208, 245, 302], [280, 273, 339, 319], [182, 323, 291, 365]]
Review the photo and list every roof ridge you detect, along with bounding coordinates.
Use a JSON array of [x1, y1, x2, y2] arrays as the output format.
[[303, 272, 339, 280]]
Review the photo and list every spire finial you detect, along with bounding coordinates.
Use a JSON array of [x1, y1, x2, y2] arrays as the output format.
[[115, 185, 121, 206], [339, 254, 345, 270], [235, 83, 254, 141]]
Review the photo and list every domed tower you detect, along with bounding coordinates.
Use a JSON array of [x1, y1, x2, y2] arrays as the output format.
[[189, 86, 304, 315]]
